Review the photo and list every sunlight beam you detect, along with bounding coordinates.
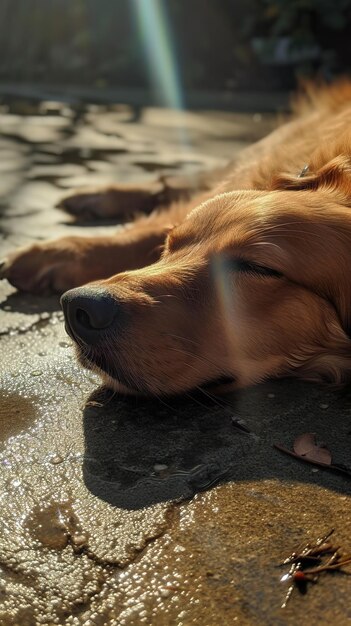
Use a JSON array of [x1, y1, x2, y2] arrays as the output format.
[[133, 0, 183, 110]]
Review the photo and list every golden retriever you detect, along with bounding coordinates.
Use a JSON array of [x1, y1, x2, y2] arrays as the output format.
[[2, 81, 351, 396]]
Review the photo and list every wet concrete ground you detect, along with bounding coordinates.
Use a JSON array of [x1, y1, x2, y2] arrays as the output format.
[[0, 101, 351, 625]]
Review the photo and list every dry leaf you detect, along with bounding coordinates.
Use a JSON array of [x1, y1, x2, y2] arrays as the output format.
[[274, 433, 351, 477], [293, 433, 332, 465]]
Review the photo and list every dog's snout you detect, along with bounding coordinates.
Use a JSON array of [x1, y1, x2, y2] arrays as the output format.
[[61, 287, 120, 344]]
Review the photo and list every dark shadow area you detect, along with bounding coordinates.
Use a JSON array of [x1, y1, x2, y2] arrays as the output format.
[[0, 290, 61, 315], [83, 379, 351, 510]]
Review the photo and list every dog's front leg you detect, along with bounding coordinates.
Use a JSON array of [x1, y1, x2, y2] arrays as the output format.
[[0, 222, 169, 294]]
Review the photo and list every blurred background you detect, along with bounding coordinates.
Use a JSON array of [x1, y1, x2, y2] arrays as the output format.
[[0, 0, 350, 111]]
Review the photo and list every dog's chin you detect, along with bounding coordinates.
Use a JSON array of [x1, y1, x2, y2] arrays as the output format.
[[76, 350, 143, 394], [75, 346, 236, 396], [100, 374, 142, 395]]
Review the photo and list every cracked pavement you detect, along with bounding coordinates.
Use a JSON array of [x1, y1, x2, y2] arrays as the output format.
[[0, 100, 351, 625]]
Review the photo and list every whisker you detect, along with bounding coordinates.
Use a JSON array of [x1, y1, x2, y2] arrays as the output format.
[[193, 384, 236, 412], [182, 390, 216, 410], [151, 392, 180, 413], [261, 229, 325, 240], [164, 347, 237, 411], [167, 345, 225, 375], [249, 241, 283, 250]]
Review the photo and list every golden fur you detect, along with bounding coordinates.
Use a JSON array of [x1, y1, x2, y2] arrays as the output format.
[[2, 81, 351, 395]]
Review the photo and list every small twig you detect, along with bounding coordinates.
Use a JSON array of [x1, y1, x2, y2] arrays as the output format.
[[280, 529, 335, 565], [303, 558, 351, 575], [280, 530, 351, 607], [281, 563, 299, 608]]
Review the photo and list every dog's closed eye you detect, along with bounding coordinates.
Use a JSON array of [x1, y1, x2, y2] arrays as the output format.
[[218, 257, 283, 278]]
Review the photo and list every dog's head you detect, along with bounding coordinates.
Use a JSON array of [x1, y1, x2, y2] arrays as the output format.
[[61, 156, 351, 395]]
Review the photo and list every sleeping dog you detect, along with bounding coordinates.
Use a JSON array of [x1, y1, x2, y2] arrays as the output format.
[[2, 81, 351, 395]]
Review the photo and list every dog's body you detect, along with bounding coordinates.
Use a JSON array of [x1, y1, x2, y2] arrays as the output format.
[[3, 81, 351, 395]]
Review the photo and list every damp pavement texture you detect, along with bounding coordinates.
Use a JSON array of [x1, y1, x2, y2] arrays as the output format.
[[0, 100, 351, 626]]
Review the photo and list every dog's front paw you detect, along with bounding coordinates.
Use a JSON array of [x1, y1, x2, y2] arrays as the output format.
[[57, 188, 109, 220], [57, 182, 164, 221], [0, 238, 89, 294]]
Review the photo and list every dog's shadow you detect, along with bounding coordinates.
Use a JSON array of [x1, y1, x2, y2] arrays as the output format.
[[83, 380, 351, 510]]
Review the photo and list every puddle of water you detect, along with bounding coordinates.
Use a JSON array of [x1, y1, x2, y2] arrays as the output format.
[[84, 481, 351, 626], [0, 327, 175, 623]]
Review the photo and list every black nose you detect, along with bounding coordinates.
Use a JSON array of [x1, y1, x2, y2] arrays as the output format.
[[60, 287, 120, 344]]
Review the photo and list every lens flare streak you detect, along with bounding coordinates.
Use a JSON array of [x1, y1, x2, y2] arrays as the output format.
[[133, 0, 183, 110]]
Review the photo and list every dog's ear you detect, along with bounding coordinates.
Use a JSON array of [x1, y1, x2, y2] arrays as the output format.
[[269, 153, 351, 336], [271, 154, 351, 204], [303, 228, 351, 338], [276, 212, 351, 337], [329, 256, 351, 338]]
